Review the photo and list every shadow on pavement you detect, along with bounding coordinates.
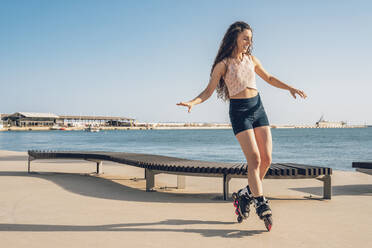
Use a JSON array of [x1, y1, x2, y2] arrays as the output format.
[[290, 184, 372, 197], [0, 219, 266, 238], [0, 171, 228, 203]]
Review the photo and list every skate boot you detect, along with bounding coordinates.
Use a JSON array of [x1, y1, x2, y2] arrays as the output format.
[[232, 186, 254, 223], [254, 196, 273, 231]]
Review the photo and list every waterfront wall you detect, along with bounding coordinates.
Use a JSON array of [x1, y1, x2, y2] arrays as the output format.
[[0, 125, 368, 132]]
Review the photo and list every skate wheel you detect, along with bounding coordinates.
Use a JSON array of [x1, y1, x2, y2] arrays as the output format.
[[237, 216, 243, 223], [264, 216, 273, 232], [232, 193, 238, 200]]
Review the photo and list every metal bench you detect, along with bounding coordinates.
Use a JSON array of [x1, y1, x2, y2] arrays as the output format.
[[28, 150, 332, 200], [352, 162, 372, 175]]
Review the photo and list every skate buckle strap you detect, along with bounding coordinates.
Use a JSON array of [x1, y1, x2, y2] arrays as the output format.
[[255, 197, 269, 208], [238, 186, 253, 198], [256, 201, 272, 218]]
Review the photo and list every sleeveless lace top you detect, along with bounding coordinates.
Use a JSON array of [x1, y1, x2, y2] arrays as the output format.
[[222, 54, 257, 97]]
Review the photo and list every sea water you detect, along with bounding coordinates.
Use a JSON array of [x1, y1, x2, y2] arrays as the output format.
[[0, 128, 371, 171]]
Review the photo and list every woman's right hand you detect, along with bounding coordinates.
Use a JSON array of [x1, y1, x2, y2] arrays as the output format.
[[289, 87, 307, 99], [176, 101, 194, 113]]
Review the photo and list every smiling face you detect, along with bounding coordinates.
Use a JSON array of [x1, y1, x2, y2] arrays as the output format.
[[235, 29, 252, 54]]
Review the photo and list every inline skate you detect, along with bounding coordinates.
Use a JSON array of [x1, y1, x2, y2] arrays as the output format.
[[232, 187, 254, 223], [254, 196, 273, 231]]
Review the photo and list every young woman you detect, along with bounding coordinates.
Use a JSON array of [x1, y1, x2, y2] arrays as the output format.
[[177, 21, 307, 231]]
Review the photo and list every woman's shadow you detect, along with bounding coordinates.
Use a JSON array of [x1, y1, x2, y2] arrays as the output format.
[[0, 219, 265, 238]]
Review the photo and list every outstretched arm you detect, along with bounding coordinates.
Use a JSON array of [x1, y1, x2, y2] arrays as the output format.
[[176, 61, 226, 112], [251, 55, 307, 99]]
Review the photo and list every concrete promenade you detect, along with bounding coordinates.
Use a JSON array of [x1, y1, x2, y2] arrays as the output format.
[[0, 150, 371, 248]]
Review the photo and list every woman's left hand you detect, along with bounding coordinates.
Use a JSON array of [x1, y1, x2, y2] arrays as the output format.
[[289, 87, 307, 99]]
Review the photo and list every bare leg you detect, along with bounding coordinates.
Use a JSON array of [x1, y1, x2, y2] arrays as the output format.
[[235, 129, 263, 197], [253, 126, 273, 181]]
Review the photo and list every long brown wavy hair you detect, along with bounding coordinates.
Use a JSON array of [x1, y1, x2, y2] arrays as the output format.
[[212, 21, 253, 101]]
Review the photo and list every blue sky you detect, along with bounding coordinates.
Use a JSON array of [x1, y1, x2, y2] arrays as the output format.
[[1, 0, 371, 125]]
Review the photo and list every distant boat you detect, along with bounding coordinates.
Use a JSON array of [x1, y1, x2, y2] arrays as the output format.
[[85, 126, 100, 132], [59, 127, 73, 131], [50, 125, 61, 130], [315, 115, 345, 128]]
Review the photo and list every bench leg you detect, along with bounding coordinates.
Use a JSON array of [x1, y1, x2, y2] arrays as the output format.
[[223, 174, 232, 201], [28, 156, 35, 173], [145, 169, 155, 191], [177, 175, 186, 189], [317, 175, 332, 199], [96, 161, 103, 174], [28, 157, 31, 173], [86, 159, 103, 174]]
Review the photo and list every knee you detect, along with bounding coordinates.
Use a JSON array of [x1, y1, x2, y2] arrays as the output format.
[[261, 154, 272, 168], [247, 153, 261, 171]]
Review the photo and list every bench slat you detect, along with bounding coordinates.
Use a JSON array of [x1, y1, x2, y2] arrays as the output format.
[[28, 150, 331, 178]]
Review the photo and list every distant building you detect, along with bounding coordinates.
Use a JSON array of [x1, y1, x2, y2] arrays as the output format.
[[0, 114, 6, 128], [1, 112, 135, 127], [3, 112, 59, 127], [58, 115, 134, 127]]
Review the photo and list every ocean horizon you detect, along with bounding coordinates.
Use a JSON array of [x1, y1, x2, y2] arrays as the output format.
[[1, 128, 371, 172]]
